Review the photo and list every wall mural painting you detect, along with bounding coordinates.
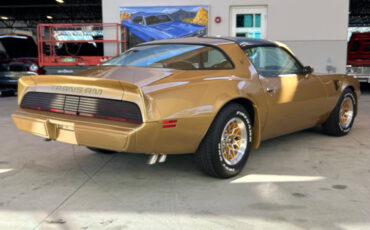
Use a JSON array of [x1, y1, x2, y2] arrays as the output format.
[[120, 6, 208, 49]]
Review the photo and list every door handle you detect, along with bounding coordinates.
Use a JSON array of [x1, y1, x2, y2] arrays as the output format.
[[266, 87, 275, 93]]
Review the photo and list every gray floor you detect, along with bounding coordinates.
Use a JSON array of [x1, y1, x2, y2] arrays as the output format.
[[1, 88, 370, 230]]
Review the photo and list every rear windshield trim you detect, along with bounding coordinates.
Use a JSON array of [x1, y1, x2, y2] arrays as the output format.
[[133, 42, 236, 70]]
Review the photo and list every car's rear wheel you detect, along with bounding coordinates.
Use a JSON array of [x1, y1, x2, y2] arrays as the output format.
[[195, 103, 252, 178], [322, 88, 356, 136], [86, 147, 117, 154]]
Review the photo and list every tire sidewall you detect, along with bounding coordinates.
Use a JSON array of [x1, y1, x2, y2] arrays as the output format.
[[338, 91, 356, 134], [213, 106, 252, 176]]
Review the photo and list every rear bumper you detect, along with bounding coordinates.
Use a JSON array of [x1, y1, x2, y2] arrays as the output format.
[[353, 75, 370, 83], [346, 65, 370, 83], [12, 109, 207, 154]]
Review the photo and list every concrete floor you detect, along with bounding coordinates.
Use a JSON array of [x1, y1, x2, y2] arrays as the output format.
[[1, 88, 370, 230]]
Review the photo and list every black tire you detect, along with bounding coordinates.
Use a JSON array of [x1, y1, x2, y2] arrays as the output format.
[[87, 147, 117, 154], [195, 103, 252, 178], [322, 88, 356, 136]]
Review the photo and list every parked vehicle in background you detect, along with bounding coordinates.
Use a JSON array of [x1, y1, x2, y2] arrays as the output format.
[[37, 23, 121, 75], [0, 33, 44, 94], [122, 13, 206, 43], [346, 32, 370, 83]]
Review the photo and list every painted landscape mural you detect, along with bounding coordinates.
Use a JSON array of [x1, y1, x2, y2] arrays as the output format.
[[120, 6, 208, 49]]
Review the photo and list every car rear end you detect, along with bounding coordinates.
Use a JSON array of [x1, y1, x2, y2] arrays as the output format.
[[11, 75, 155, 152], [0, 34, 43, 93]]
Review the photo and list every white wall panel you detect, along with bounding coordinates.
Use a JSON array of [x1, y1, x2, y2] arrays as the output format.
[[102, 0, 350, 73]]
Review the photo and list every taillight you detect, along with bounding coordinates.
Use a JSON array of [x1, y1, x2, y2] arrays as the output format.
[[162, 120, 177, 128], [21, 92, 143, 124]]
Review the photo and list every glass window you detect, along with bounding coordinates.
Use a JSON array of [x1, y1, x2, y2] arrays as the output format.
[[145, 15, 172, 26], [244, 14, 253, 27], [132, 16, 144, 25], [236, 15, 245, 28], [255, 14, 261, 27], [351, 41, 360, 52], [364, 45, 370, 52], [103, 44, 233, 70], [244, 46, 303, 77], [235, 13, 262, 38]]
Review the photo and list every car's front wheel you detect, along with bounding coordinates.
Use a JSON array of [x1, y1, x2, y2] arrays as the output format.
[[195, 103, 252, 178], [322, 88, 356, 136]]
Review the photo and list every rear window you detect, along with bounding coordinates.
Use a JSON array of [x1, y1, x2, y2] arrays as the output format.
[[0, 35, 37, 58], [103, 44, 234, 70]]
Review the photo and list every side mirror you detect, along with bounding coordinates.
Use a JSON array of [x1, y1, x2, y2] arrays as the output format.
[[302, 66, 314, 75]]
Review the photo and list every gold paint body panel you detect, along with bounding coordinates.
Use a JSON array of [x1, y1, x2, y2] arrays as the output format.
[[12, 39, 360, 154]]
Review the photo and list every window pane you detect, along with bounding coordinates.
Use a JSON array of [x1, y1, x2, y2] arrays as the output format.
[[255, 14, 261, 27], [236, 15, 244, 28], [203, 48, 233, 69], [244, 14, 253, 27], [103, 44, 233, 70], [244, 46, 303, 77], [351, 41, 360, 52], [246, 32, 254, 38], [236, 33, 246, 37], [254, 31, 261, 38]]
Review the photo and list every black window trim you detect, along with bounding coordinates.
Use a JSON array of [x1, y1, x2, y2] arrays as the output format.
[[242, 44, 306, 78], [128, 42, 237, 70]]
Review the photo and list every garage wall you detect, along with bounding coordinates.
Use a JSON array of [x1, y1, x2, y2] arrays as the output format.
[[102, 0, 349, 73]]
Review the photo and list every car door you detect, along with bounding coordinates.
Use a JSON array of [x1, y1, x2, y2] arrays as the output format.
[[244, 45, 327, 139]]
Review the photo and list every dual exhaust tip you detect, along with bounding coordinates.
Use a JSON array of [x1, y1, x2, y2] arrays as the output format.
[[147, 153, 167, 165]]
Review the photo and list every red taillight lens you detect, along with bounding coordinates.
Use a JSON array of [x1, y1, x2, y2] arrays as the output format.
[[162, 120, 177, 128]]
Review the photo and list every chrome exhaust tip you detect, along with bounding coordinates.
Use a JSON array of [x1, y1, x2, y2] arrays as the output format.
[[147, 153, 166, 165], [158, 154, 167, 163], [147, 154, 159, 165]]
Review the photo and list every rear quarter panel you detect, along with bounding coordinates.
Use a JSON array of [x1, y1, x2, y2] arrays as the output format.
[[316, 74, 360, 122], [139, 44, 268, 152]]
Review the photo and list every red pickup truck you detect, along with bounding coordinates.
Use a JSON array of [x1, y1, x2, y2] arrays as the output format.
[[346, 32, 370, 83]]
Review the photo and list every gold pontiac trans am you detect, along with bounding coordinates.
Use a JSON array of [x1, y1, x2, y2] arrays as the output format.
[[12, 37, 360, 178]]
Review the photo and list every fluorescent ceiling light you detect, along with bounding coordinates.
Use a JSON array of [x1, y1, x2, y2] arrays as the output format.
[[0, 35, 28, 39], [1, 16, 9, 20], [46, 16, 53, 19], [56, 0, 64, 3]]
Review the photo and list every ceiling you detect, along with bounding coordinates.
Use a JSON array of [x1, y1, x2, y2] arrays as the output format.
[[349, 0, 370, 26], [0, 0, 101, 28]]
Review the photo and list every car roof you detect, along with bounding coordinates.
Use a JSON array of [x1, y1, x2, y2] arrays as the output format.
[[142, 36, 277, 47]]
